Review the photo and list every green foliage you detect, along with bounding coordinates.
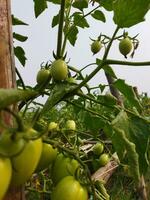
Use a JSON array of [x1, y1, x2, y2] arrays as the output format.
[[14, 46, 27, 66], [91, 10, 106, 22], [33, 0, 48, 18], [113, 0, 150, 28], [113, 79, 142, 112], [66, 26, 79, 46], [13, 33, 28, 42], [12, 15, 28, 26]]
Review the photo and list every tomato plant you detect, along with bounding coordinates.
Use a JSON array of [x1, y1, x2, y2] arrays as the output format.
[[51, 176, 88, 200], [0, 157, 12, 200]]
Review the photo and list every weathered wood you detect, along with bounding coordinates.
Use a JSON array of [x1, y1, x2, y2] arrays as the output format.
[[0, 0, 24, 199]]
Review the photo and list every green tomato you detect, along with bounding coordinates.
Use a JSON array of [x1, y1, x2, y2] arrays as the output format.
[[93, 142, 104, 156], [0, 131, 26, 157], [36, 68, 51, 85], [119, 37, 132, 57], [36, 143, 58, 172], [99, 153, 110, 166], [0, 157, 12, 200], [48, 122, 59, 131], [51, 176, 88, 200], [91, 40, 102, 54], [52, 153, 79, 185], [51, 59, 68, 81], [65, 120, 76, 131], [11, 138, 42, 186]]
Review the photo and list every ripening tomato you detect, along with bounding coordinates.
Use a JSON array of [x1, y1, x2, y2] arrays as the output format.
[[65, 120, 76, 131], [91, 40, 102, 54], [36, 143, 58, 172], [51, 176, 88, 200], [0, 157, 12, 200], [99, 153, 110, 166], [48, 122, 59, 132], [10, 138, 42, 186], [36, 68, 51, 85], [51, 59, 68, 81], [52, 153, 79, 185], [119, 37, 132, 57], [93, 142, 104, 156]]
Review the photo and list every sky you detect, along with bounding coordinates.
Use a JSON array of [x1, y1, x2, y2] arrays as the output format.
[[11, 1, 150, 95]]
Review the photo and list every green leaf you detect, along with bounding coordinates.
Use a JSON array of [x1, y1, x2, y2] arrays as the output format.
[[72, 0, 88, 10], [33, 0, 48, 18], [14, 46, 27, 66], [102, 65, 117, 79], [52, 13, 60, 28], [0, 89, 37, 110], [13, 33, 28, 42], [82, 111, 105, 132], [113, 0, 150, 28], [112, 111, 150, 174], [101, 0, 113, 11], [73, 13, 89, 28], [12, 15, 28, 26], [67, 26, 79, 46], [97, 94, 117, 106], [47, 0, 61, 5], [99, 84, 106, 93], [113, 79, 142, 112], [91, 10, 106, 22]]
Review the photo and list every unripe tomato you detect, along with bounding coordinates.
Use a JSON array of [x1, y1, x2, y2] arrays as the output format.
[[65, 120, 76, 131], [36, 68, 51, 85], [36, 143, 58, 172], [91, 40, 102, 54], [52, 153, 79, 185], [51, 59, 68, 81], [119, 37, 132, 57], [0, 132, 26, 157], [99, 153, 110, 166], [11, 138, 42, 186], [0, 157, 12, 200], [93, 142, 104, 156], [51, 176, 88, 200], [48, 122, 59, 131]]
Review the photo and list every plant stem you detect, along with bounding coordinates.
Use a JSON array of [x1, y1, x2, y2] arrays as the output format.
[[105, 59, 150, 66], [56, 0, 66, 58]]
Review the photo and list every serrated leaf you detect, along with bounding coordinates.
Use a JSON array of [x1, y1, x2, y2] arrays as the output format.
[[72, 0, 88, 10], [14, 46, 27, 66], [112, 110, 150, 174], [33, 0, 48, 18], [101, 0, 113, 11], [113, 0, 150, 28], [13, 33, 28, 42], [113, 79, 142, 112], [91, 10, 106, 22], [67, 26, 79, 46], [102, 65, 117, 79], [12, 15, 28, 26], [52, 13, 60, 28], [74, 13, 89, 28]]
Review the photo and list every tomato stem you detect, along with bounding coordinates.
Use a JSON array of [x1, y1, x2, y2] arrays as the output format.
[[56, 0, 66, 59]]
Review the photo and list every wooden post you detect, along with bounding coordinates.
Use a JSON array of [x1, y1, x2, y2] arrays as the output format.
[[0, 0, 25, 199]]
